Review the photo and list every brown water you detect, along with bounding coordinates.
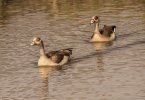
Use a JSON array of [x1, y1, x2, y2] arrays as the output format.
[[0, 0, 145, 100]]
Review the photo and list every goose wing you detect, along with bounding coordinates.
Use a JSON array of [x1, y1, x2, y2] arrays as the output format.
[[46, 48, 73, 63], [99, 29, 104, 34], [102, 25, 116, 37], [60, 48, 73, 56], [46, 50, 64, 63]]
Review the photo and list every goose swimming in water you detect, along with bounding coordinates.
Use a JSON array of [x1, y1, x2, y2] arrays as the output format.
[[90, 16, 116, 42], [31, 37, 72, 66]]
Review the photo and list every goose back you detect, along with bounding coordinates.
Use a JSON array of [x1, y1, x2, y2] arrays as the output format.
[[102, 25, 116, 37]]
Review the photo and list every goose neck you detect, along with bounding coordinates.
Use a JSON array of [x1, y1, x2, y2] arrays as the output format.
[[39, 41, 46, 56], [94, 23, 100, 33]]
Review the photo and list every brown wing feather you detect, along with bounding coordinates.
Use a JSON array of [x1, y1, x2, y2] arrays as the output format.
[[50, 53, 64, 63], [60, 48, 73, 56], [99, 29, 104, 34], [102, 25, 116, 37], [46, 48, 73, 63], [46, 51, 64, 63]]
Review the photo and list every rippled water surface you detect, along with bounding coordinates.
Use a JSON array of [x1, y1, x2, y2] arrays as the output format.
[[1, 0, 145, 100]]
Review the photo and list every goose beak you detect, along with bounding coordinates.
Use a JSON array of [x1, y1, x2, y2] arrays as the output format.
[[30, 42, 35, 46], [90, 20, 94, 25]]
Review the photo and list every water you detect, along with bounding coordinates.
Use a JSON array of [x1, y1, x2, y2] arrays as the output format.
[[0, 0, 145, 100]]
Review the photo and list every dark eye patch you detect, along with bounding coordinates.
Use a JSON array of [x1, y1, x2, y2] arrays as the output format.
[[36, 38, 40, 41], [94, 16, 99, 20]]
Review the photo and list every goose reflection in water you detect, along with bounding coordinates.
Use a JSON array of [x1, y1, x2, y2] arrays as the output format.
[[38, 65, 62, 98], [91, 41, 113, 71]]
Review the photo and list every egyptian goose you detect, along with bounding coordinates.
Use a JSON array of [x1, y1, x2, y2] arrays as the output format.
[[31, 37, 72, 66], [90, 16, 116, 42]]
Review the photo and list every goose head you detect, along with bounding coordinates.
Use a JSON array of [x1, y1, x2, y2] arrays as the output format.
[[90, 16, 99, 24], [31, 37, 42, 46]]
